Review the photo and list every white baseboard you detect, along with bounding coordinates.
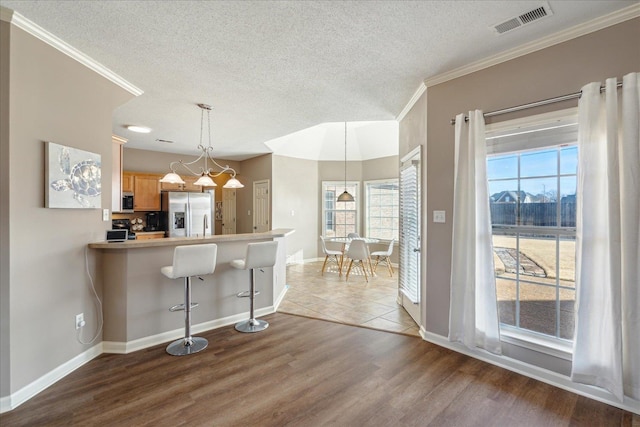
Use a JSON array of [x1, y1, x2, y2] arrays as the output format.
[[419, 329, 639, 415], [104, 305, 279, 354], [1, 302, 286, 412], [0, 343, 103, 413]]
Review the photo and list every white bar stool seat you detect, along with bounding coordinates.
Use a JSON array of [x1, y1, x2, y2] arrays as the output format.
[[161, 243, 217, 356], [231, 241, 279, 333]]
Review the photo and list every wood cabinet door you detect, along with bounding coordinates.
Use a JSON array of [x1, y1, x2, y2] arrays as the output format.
[[133, 174, 161, 211], [122, 172, 134, 193]]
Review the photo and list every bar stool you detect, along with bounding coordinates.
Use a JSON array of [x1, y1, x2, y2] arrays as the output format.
[[161, 243, 218, 356], [232, 241, 279, 333]]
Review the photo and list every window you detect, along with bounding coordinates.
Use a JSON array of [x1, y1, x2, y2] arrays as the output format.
[[486, 113, 577, 345], [322, 181, 358, 238], [365, 179, 399, 240]]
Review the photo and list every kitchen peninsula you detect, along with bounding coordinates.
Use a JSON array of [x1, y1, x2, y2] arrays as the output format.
[[89, 229, 293, 353]]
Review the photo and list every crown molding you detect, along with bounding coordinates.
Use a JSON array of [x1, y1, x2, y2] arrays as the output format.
[[112, 134, 128, 144], [425, 3, 640, 88], [396, 81, 427, 122], [2, 7, 143, 96]]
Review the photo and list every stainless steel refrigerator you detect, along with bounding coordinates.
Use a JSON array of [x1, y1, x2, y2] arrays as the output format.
[[161, 191, 213, 238]]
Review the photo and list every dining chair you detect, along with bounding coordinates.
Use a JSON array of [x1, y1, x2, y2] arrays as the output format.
[[344, 238, 371, 282], [320, 236, 343, 276], [370, 239, 395, 277]]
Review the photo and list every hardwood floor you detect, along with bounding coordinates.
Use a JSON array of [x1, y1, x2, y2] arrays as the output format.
[[1, 313, 636, 426]]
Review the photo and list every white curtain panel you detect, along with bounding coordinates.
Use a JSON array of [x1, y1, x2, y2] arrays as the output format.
[[572, 72, 639, 402], [449, 110, 501, 355]]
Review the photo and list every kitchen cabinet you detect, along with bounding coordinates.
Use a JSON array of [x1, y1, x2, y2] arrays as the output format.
[[133, 173, 161, 211], [122, 171, 134, 193], [135, 231, 165, 240], [122, 171, 161, 211]]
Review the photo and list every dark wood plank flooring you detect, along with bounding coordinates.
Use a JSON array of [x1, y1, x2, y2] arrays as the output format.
[[1, 313, 636, 426]]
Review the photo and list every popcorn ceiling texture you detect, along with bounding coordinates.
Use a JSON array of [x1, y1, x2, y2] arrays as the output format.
[[1, 1, 634, 160]]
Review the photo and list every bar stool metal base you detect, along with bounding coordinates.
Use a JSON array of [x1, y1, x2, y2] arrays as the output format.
[[166, 336, 208, 356], [235, 318, 269, 333]]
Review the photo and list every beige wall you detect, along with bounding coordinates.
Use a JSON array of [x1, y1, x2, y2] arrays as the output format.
[[0, 20, 11, 398], [417, 19, 639, 370], [271, 155, 319, 262], [235, 154, 272, 234], [1, 21, 134, 397]]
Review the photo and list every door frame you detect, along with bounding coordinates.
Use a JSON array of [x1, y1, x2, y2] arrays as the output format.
[[253, 179, 270, 233], [399, 146, 422, 326]]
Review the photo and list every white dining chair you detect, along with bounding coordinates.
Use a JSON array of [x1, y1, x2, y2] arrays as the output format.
[[370, 239, 395, 277], [344, 238, 371, 282], [320, 236, 343, 276]]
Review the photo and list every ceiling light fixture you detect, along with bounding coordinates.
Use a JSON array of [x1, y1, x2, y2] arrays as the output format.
[[159, 103, 244, 189], [126, 125, 151, 133], [337, 122, 354, 202]]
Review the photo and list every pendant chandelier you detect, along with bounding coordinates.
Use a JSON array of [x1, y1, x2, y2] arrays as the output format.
[[337, 122, 354, 202], [159, 103, 244, 189]]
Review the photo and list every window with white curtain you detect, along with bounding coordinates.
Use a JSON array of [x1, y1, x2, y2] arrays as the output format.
[[486, 111, 578, 346], [365, 179, 399, 240], [322, 181, 358, 238]]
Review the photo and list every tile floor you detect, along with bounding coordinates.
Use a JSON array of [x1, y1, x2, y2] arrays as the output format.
[[278, 260, 420, 336]]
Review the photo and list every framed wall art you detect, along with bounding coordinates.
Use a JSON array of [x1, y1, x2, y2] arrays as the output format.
[[45, 141, 102, 209]]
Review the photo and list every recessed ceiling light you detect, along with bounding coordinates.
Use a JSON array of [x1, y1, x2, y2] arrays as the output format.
[[126, 125, 151, 133]]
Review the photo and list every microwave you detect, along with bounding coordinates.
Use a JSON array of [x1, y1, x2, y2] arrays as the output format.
[[121, 192, 134, 212]]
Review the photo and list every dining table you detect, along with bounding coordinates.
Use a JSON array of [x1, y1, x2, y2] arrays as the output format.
[[327, 236, 379, 276]]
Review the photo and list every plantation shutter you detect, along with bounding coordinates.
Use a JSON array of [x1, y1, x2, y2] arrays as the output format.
[[400, 161, 419, 303]]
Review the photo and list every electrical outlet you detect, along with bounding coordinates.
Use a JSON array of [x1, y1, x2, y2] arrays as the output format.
[[102, 209, 110, 221], [75, 313, 85, 330]]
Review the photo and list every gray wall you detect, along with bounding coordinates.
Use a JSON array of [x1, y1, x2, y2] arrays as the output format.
[[414, 18, 640, 372], [1, 20, 134, 396]]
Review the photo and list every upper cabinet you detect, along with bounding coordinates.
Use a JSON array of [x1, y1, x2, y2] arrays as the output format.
[[122, 171, 161, 211], [111, 135, 127, 212], [133, 173, 161, 211]]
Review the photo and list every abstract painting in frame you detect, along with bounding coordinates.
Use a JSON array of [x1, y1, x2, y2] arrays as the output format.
[[45, 141, 102, 209]]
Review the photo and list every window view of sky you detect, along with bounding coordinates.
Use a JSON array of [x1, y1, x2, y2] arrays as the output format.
[[487, 146, 577, 199]]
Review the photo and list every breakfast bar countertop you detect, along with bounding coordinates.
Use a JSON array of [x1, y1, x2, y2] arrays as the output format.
[[87, 228, 293, 349], [89, 228, 294, 249]]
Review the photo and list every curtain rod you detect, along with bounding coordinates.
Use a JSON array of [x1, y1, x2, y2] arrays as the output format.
[[450, 82, 623, 125]]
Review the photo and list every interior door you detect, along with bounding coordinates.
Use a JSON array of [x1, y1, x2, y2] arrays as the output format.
[[399, 147, 421, 325], [253, 179, 270, 233], [222, 188, 237, 235]]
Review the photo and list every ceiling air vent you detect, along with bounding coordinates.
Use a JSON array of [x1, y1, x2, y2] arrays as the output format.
[[491, 3, 553, 35]]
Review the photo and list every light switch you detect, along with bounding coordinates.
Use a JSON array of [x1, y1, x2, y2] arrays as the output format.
[[433, 210, 446, 223], [247, 210, 251, 216], [291, 210, 295, 216], [103, 209, 110, 221]]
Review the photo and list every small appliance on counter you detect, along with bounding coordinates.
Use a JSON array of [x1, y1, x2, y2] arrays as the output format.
[[111, 219, 136, 240], [145, 212, 161, 231]]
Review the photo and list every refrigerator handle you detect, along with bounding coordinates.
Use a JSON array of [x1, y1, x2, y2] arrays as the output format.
[[185, 203, 190, 236]]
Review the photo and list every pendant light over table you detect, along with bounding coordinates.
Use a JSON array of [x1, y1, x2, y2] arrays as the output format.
[[337, 122, 354, 202]]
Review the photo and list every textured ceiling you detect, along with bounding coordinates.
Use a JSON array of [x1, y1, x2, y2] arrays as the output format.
[[1, 0, 635, 160]]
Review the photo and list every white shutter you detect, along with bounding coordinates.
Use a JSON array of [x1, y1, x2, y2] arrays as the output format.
[[400, 162, 420, 303]]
